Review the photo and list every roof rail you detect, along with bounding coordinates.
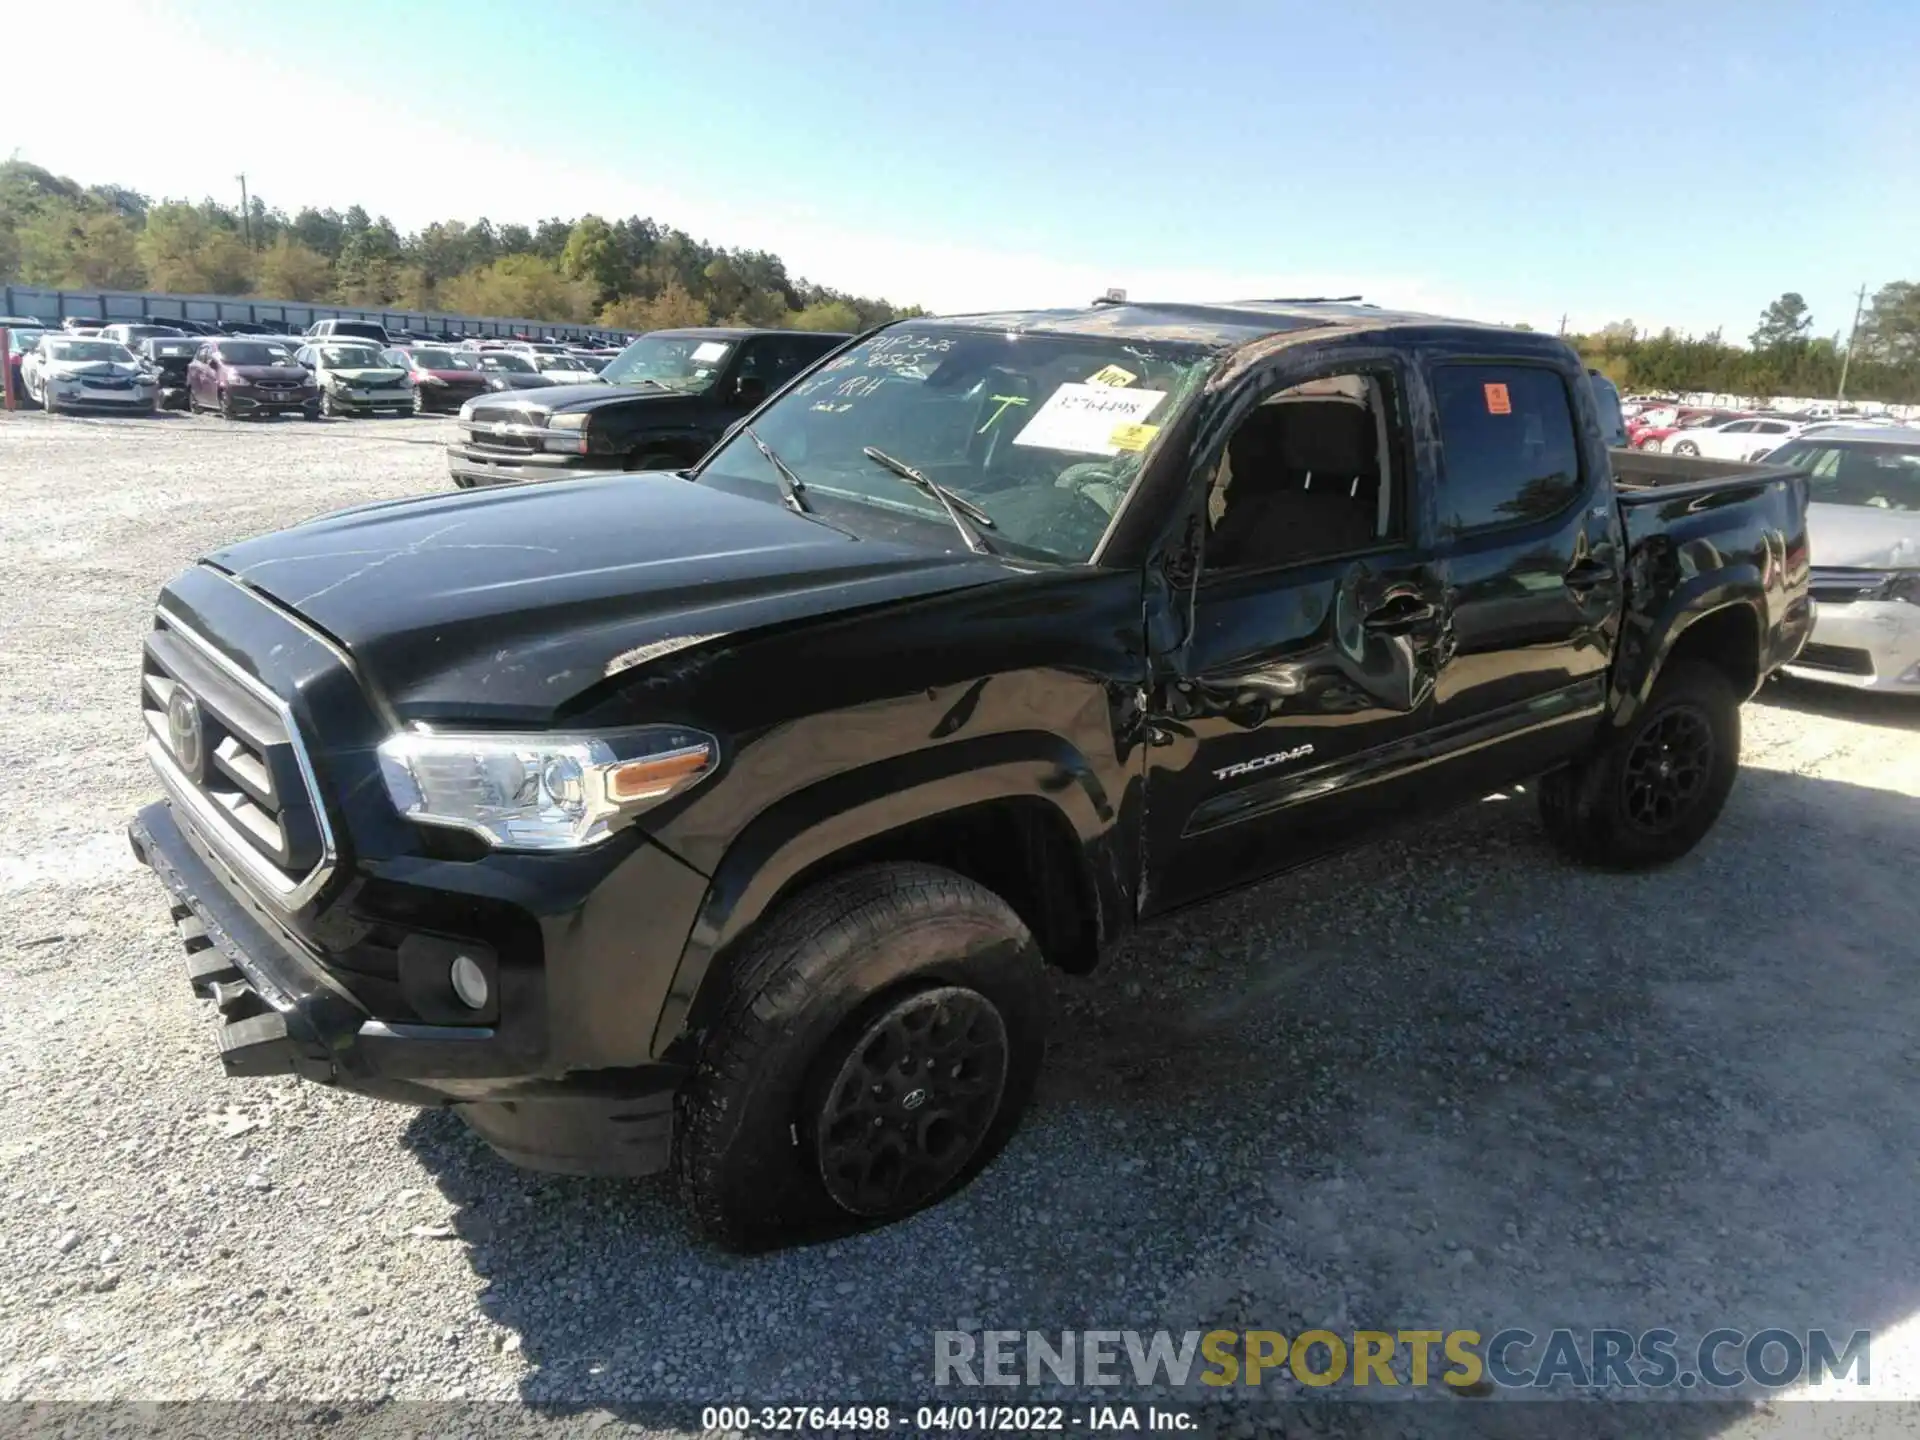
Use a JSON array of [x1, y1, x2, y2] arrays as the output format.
[[1248, 295, 1366, 304]]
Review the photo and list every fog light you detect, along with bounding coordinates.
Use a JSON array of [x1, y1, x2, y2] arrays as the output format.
[[449, 954, 490, 1010]]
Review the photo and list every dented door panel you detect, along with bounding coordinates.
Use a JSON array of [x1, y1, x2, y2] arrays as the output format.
[[1142, 547, 1446, 913]]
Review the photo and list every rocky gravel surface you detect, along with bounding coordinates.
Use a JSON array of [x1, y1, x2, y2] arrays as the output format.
[[2, 408, 1917, 1437]]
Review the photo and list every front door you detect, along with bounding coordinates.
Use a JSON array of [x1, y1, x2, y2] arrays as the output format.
[[1143, 356, 1448, 915]]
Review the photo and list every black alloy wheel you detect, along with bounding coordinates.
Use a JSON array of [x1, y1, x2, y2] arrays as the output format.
[[1620, 704, 1714, 834], [813, 986, 1010, 1218]]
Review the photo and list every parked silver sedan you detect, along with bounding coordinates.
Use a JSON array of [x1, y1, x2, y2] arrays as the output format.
[[1768, 426, 1920, 694], [21, 336, 159, 415]]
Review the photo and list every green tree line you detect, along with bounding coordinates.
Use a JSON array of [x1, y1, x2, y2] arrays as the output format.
[[1571, 286, 1920, 404], [0, 160, 918, 333]]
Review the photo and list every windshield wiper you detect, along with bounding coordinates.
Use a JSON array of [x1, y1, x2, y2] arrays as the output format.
[[744, 425, 814, 515], [860, 446, 997, 555]]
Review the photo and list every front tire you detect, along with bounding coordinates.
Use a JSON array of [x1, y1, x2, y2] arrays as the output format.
[[1672, 440, 1700, 457], [320, 391, 339, 418], [218, 388, 236, 421], [1538, 661, 1740, 870], [674, 862, 1047, 1250]]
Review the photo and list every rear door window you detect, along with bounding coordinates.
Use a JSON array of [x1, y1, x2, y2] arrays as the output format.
[[1431, 364, 1582, 535]]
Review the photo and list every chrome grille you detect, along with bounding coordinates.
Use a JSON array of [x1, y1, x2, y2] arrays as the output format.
[[1809, 568, 1890, 605], [468, 405, 541, 427], [142, 609, 335, 908]]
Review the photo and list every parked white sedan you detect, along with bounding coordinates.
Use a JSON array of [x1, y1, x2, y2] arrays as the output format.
[[1660, 415, 1803, 461]]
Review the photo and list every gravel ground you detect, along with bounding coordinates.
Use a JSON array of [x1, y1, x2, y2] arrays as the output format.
[[2, 408, 1917, 1436]]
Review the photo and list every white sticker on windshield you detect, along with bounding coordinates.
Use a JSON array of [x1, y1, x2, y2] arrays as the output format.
[[691, 341, 729, 363], [1011, 383, 1167, 457]]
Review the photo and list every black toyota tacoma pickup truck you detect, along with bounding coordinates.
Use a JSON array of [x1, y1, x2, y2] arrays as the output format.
[[445, 326, 848, 489], [130, 299, 1811, 1249]]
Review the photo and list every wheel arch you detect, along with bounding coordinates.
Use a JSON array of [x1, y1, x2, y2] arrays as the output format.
[[649, 733, 1132, 1059], [1615, 585, 1764, 725]]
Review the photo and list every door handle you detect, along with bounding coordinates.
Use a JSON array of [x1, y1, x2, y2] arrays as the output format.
[[1361, 595, 1438, 633], [1564, 559, 1613, 591]]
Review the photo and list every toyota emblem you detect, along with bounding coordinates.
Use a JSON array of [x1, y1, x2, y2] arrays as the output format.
[[166, 688, 204, 779], [901, 1087, 929, 1112]]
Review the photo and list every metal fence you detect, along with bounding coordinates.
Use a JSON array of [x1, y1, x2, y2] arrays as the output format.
[[0, 284, 635, 344]]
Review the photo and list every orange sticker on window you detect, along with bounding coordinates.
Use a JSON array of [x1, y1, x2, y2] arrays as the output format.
[[1484, 382, 1511, 415]]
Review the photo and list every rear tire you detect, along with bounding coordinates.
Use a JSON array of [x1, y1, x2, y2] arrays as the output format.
[[1672, 440, 1700, 457], [1538, 661, 1740, 870], [673, 862, 1047, 1251]]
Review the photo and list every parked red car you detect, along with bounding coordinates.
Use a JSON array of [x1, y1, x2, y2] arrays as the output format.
[[186, 338, 319, 419], [394, 346, 491, 414], [1630, 407, 1746, 450]]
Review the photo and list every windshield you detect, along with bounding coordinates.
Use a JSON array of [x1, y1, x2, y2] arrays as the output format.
[[124, 325, 183, 340], [5, 330, 44, 355], [697, 324, 1215, 563], [542, 355, 591, 372], [45, 340, 134, 364], [216, 341, 296, 366], [410, 349, 478, 371], [1768, 439, 1920, 512], [321, 346, 386, 368], [600, 334, 735, 393], [477, 352, 535, 373]]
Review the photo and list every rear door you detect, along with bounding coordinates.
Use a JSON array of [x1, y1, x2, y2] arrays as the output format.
[[1418, 355, 1620, 786], [713, 335, 840, 439]]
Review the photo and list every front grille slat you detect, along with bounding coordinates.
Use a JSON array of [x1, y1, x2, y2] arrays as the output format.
[[212, 735, 277, 809]]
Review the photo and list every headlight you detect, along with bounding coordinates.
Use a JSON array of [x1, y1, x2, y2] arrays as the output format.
[[376, 725, 717, 850], [547, 412, 589, 430]]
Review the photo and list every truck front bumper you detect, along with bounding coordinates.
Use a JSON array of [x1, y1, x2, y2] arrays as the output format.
[[129, 800, 686, 1175], [445, 442, 614, 488]]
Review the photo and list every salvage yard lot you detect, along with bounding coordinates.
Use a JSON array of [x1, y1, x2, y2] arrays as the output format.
[[1, 409, 1917, 1430]]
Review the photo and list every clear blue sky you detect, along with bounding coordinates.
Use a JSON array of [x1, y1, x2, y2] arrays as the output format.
[[16, 0, 1918, 337]]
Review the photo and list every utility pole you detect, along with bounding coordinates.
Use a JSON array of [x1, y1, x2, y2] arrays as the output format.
[[1837, 282, 1867, 403], [236, 173, 252, 248]]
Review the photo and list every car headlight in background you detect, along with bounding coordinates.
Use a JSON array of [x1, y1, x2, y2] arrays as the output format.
[[376, 725, 718, 850]]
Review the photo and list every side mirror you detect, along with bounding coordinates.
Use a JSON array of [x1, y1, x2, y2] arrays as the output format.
[[734, 374, 768, 406]]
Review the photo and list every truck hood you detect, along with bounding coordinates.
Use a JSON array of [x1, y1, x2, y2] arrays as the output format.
[[479, 382, 669, 415], [1808, 501, 1920, 569], [209, 472, 1012, 722]]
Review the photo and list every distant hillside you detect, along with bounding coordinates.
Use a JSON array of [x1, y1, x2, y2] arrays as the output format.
[[0, 160, 917, 332]]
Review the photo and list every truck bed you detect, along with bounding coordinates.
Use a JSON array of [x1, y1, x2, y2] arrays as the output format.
[[1609, 447, 1797, 492], [1612, 452, 1813, 694]]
